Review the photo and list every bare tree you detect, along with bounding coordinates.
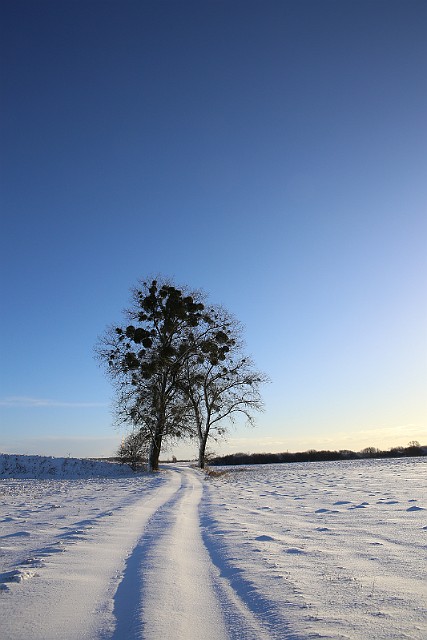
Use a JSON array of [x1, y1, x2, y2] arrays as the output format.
[[96, 278, 223, 470], [96, 277, 268, 471], [117, 429, 149, 471], [182, 312, 268, 469]]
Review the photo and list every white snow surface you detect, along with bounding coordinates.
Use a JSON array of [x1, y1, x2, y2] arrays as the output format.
[[0, 453, 139, 479], [1, 455, 426, 639]]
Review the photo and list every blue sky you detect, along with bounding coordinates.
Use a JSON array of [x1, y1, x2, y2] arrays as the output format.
[[1, 0, 426, 458]]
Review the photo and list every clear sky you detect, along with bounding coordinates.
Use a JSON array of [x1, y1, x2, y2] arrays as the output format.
[[1, 0, 426, 459]]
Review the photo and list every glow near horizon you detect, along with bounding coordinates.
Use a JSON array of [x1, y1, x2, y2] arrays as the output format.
[[0, 0, 426, 458]]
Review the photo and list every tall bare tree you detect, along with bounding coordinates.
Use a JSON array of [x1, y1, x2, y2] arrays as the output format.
[[96, 278, 207, 470]]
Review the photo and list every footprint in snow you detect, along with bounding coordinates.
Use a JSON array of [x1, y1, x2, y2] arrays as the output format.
[[333, 501, 352, 505], [285, 547, 306, 555], [0, 569, 38, 584], [407, 505, 425, 512], [20, 557, 45, 568], [59, 528, 87, 540], [59, 534, 86, 544], [38, 544, 66, 556], [255, 535, 275, 542]]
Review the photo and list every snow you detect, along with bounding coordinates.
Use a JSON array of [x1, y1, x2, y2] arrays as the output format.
[[1, 455, 426, 639], [0, 453, 139, 479], [204, 459, 427, 638]]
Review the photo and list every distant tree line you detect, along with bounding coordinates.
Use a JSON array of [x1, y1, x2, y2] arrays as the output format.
[[210, 442, 426, 466]]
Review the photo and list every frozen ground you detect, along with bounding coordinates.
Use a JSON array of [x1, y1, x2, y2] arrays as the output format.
[[0, 453, 139, 479], [0, 455, 426, 639]]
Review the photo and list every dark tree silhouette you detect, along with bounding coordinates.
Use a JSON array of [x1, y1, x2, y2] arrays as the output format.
[[182, 312, 267, 468], [117, 430, 149, 471], [96, 278, 207, 470], [96, 277, 268, 471]]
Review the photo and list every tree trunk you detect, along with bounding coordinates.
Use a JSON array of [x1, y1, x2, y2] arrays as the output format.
[[148, 433, 162, 471], [198, 436, 208, 469]]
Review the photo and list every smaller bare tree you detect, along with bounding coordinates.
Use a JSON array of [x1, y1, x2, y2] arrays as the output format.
[[117, 429, 150, 471], [183, 313, 268, 469]]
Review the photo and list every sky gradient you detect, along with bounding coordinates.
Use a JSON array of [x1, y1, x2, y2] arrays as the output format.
[[1, 0, 426, 458]]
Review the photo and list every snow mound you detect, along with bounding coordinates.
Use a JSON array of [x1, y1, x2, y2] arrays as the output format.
[[0, 453, 141, 479]]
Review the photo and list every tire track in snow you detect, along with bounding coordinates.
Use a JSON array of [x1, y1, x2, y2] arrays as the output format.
[[112, 467, 229, 639], [110, 470, 186, 639], [112, 466, 280, 640], [200, 480, 307, 640], [0, 473, 179, 640]]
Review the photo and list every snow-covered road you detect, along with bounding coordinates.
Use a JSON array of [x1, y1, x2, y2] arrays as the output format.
[[111, 467, 255, 640], [0, 465, 276, 639], [1, 457, 426, 639], [0, 470, 181, 639]]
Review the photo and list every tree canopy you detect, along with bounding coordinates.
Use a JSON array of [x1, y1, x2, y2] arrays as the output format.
[[96, 277, 267, 470]]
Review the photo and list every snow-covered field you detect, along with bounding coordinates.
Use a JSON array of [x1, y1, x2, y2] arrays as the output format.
[[0, 453, 139, 479], [0, 455, 426, 639]]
